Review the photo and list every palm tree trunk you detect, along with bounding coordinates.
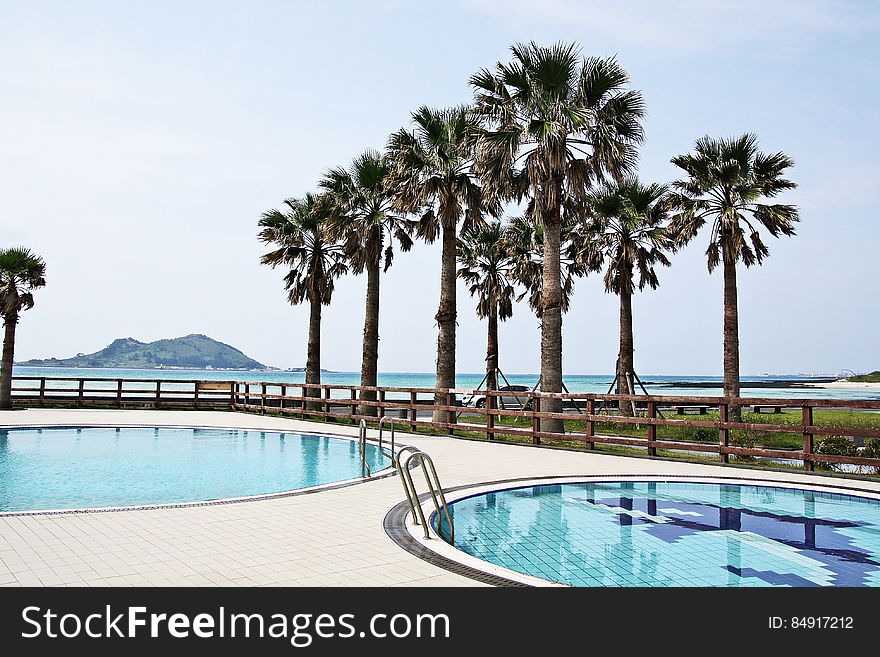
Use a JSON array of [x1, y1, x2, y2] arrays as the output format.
[[0, 314, 16, 410], [540, 185, 565, 434], [486, 303, 499, 392], [305, 296, 322, 411], [617, 289, 635, 417], [432, 219, 457, 423], [358, 239, 381, 417], [722, 254, 742, 422]]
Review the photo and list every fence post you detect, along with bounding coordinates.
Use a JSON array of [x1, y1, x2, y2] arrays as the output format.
[[350, 389, 357, 420], [39, 377, 46, 406], [193, 382, 199, 409], [116, 379, 123, 408], [261, 383, 267, 414], [586, 398, 595, 449], [803, 404, 814, 472], [245, 383, 250, 406], [719, 401, 729, 464], [486, 392, 495, 441], [446, 390, 455, 436], [409, 391, 417, 432], [378, 389, 386, 419], [154, 381, 161, 408], [532, 395, 541, 445], [646, 401, 657, 456], [324, 386, 331, 419], [76, 379, 84, 406], [279, 384, 286, 411]]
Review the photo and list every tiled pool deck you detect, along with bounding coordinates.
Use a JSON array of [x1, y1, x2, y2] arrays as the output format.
[[2, 409, 879, 587]]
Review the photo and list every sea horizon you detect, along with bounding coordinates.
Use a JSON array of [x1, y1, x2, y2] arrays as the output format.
[[12, 365, 876, 401]]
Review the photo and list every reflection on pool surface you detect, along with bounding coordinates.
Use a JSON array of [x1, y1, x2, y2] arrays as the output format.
[[436, 481, 880, 587], [0, 426, 389, 512]]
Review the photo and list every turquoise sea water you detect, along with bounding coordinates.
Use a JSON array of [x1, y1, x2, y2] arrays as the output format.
[[12, 366, 879, 401], [437, 481, 880, 587], [0, 427, 389, 512]]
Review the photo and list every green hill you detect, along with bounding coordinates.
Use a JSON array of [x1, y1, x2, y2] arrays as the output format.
[[17, 334, 268, 370], [847, 371, 880, 383]]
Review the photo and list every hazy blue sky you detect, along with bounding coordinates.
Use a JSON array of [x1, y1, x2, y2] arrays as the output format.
[[2, 0, 878, 375]]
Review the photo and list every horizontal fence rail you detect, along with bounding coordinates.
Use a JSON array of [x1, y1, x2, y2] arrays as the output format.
[[9, 376, 880, 474]]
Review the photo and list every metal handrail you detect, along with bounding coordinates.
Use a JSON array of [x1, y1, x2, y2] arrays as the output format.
[[394, 446, 424, 529], [378, 416, 396, 465], [358, 419, 371, 478], [394, 447, 454, 543]]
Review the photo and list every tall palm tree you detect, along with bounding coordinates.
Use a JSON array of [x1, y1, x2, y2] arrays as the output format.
[[320, 151, 416, 416], [0, 247, 47, 409], [472, 42, 645, 432], [387, 105, 496, 422], [581, 178, 675, 416], [258, 193, 347, 408], [670, 134, 798, 421], [457, 221, 517, 392]]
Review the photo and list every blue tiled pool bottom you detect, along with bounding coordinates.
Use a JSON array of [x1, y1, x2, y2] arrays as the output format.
[[436, 481, 880, 587], [0, 427, 389, 512]]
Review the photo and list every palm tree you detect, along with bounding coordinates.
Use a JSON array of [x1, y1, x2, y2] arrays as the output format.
[[505, 213, 588, 319], [472, 42, 645, 432], [581, 178, 675, 416], [387, 105, 496, 422], [0, 247, 47, 409], [457, 221, 517, 392], [320, 151, 416, 416], [670, 134, 798, 421], [258, 193, 347, 408]]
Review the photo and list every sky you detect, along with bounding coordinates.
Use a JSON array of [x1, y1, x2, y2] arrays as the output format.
[[1, 0, 878, 376]]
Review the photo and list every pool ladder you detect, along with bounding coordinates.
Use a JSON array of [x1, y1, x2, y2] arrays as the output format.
[[357, 417, 397, 478], [358, 418, 454, 543], [395, 445, 454, 544]]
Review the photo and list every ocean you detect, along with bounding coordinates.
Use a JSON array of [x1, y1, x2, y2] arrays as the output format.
[[11, 366, 880, 401]]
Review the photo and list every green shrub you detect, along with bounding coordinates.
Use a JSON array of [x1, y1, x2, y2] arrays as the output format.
[[861, 437, 880, 475], [731, 430, 762, 462], [814, 436, 856, 471]]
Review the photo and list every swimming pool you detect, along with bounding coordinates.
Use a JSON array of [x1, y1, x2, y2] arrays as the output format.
[[0, 426, 390, 513], [434, 480, 880, 587]]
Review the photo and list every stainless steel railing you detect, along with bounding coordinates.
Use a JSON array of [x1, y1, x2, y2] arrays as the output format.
[[394, 446, 454, 544], [378, 416, 396, 466], [358, 419, 371, 478]]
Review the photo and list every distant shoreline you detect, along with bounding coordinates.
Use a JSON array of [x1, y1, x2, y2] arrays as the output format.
[[14, 364, 332, 373], [653, 378, 839, 389]]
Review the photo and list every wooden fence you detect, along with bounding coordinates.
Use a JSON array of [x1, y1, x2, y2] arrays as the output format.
[[10, 375, 880, 473]]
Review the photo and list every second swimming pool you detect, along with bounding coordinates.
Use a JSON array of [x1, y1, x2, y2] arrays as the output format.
[[435, 480, 880, 587]]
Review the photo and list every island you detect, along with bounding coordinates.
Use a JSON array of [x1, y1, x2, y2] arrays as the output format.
[[17, 334, 268, 370]]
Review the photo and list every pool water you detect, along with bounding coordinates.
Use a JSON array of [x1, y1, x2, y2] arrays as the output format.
[[0, 426, 389, 512], [437, 481, 880, 587]]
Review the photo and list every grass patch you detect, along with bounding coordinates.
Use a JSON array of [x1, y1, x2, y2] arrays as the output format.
[[457, 408, 880, 452]]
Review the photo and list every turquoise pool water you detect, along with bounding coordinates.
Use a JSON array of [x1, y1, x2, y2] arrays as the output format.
[[0, 426, 389, 512], [436, 481, 880, 587]]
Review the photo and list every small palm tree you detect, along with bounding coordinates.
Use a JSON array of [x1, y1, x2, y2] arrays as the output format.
[[387, 105, 496, 422], [258, 194, 347, 407], [320, 151, 416, 416], [457, 221, 517, 392], [472, 42, 645, 432], [505, 213, 588, 318], [670, 134, 798, 420], [0, 247, 47, 409], [581, 178, 675, 416]]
